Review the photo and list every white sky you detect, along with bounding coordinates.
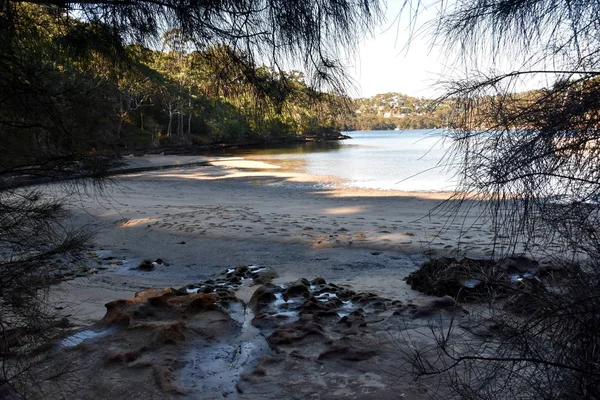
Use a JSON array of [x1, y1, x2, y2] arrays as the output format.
[[346, 2, 449, 98], [346, 2, 552, 99]]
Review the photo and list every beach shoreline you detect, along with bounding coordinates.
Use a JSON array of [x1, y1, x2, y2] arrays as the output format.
[[51, 154, 503, 326], [40, 154, 557, 399]]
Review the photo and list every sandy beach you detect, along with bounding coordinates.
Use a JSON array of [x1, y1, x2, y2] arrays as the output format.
[[52, 155, 500, 325], [39, 154, 517, 399]]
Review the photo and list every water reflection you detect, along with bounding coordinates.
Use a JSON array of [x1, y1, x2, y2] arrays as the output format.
[[211, 130, 458, 191], [221, 140, 344, 157]]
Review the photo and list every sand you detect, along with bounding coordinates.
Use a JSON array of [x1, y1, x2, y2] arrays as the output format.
[[31, 154, 533, 399], [49, 154, 505, 326]]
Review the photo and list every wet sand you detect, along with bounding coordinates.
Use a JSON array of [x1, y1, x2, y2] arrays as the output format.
[[51, 155, 504, 325], [33, 154, 540, 399]]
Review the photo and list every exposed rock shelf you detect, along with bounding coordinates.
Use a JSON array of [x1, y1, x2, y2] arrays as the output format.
[[46, 265, 469, 399]]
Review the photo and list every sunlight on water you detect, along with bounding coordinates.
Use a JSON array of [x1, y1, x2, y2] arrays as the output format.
[[232, 130, 458, 192], [60, 327, 117, 347]]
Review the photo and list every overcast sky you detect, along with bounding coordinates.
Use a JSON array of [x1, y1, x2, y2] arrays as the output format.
[[346, 2, 448, 99], [347, 2, 551, 99]]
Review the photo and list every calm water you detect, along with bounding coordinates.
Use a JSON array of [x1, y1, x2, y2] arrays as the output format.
[[235, 130, 459, 192]]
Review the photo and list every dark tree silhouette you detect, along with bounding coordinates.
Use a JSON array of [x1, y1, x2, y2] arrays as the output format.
[[0, 0, 382, 395], [432, 0, 600, 256], [398, 1, 600, 398], [2, 0, 381, 91]]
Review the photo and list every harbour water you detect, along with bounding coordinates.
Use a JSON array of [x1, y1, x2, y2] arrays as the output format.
[[237, 129, 459, 191]]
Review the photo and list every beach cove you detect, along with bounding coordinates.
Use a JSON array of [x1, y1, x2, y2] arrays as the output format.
[[55, 150, 501, 324], [29, 151, 500, 398], [35, 143, 570, 399]]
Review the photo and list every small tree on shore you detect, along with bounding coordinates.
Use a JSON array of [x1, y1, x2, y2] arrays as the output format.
[[398, 1, 600, 398], [431, 0, 600, 257]]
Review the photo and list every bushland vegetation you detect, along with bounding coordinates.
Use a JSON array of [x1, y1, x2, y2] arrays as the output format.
[[398, 1, 600, 398], [346, 93, 455, 131], [0, 0, 381, 395]]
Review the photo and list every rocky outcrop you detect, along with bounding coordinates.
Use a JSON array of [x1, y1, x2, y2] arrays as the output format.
[[405, 256, 575, 303], [183, 265, 278, 297], [45, 267, 467, 399], [405, 257, 495, 301], [101, 288, 217, 325], [410, 295, 468, 319]]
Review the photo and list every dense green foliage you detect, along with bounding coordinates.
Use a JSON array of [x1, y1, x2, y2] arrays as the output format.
[[0, 4, 353, 167], [0, 0, 381, 175], [0, 0, 381, 394]]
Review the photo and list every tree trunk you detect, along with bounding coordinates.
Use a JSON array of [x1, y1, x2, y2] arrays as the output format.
[[187, 86, 192, 136], [167, 110, 173, 137], [116, 94, 125, 139], [117, 117, 124, 139]]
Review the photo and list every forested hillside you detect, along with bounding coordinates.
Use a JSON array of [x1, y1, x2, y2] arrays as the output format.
[[345, 93, 455, 131], [345, 90, 567, 132], [0, 3, 465, 167], [1, 4, 351, 170]]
